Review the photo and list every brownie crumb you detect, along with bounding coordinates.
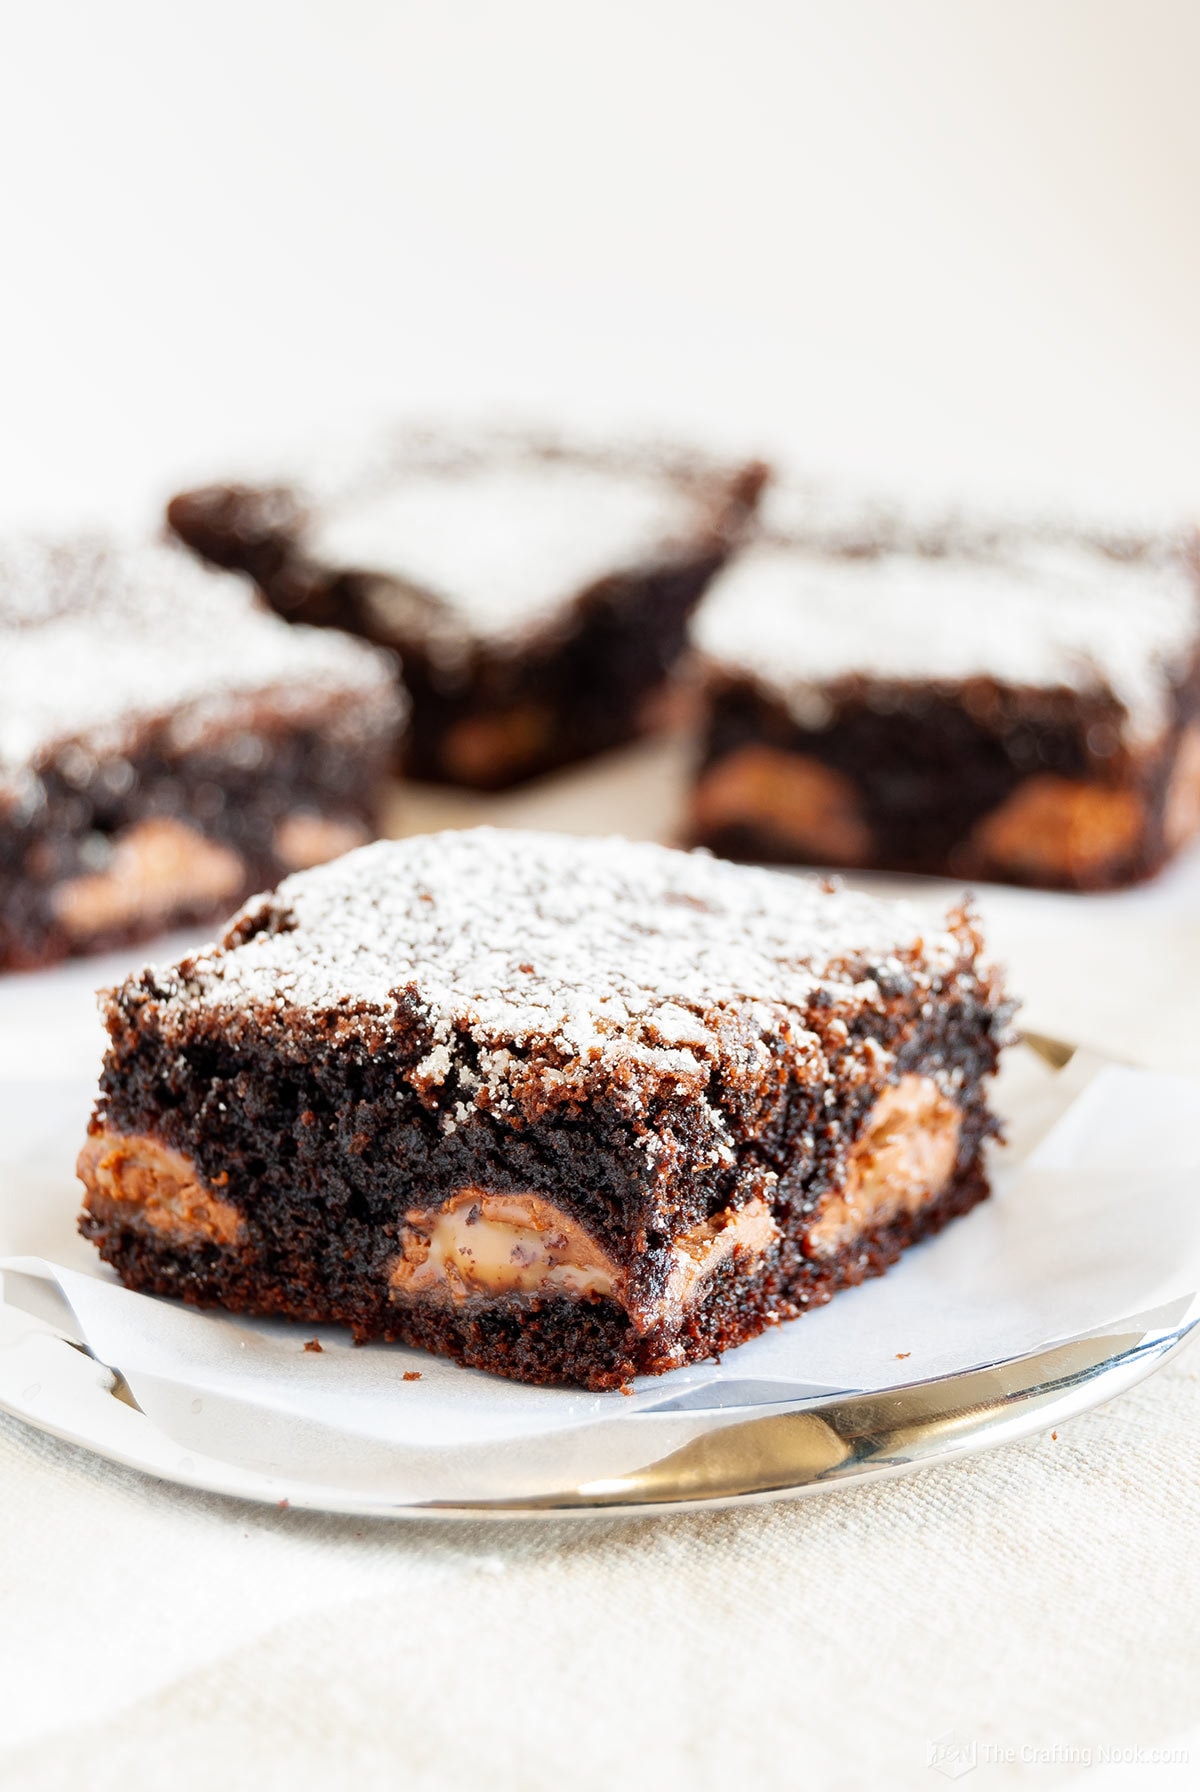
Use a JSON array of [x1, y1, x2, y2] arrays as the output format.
[[402, 1370, 422, 1382], [303, 1338, 323, 1353]]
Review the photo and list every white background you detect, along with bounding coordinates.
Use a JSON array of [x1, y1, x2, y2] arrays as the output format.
[[1, 0, 1198, 529]]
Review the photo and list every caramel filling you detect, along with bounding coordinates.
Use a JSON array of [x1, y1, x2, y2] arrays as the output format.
[[51, 818, 244, 942], [657, 1196, 780, 1313], [441, 705, 554, 785], [807, 1075, 961, 1258], [691, 746, 872, 864], [273, 812, 371, 872], [1164, 723, 1200, 852], [77, 1130, 244, 1247], [969, 775, 1143, 883], [393, 1190, 620, 1302], [78, 1076, 960, 1313], [390, 1190, 780, 1318]]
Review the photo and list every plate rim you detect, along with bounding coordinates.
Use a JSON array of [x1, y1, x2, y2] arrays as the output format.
[[1, 1299, 1194, 1522]]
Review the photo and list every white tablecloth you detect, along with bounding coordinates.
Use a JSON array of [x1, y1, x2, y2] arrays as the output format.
[[0, 1341, 1196, 1791]]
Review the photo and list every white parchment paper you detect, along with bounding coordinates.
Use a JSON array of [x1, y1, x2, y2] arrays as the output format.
[[1, 1046, 1197, 1499]]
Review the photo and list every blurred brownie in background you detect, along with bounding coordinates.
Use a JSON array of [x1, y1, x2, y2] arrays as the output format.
[[167, 430, 766, 789], [0, 537, 403, 970], [688, 513, 1200, 890]]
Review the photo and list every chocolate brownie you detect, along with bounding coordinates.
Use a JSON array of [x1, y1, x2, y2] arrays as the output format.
[[0, 536, 404, 970], [167, 430, 766, 789], [77, 829, 1010, 1390], [688, 514, 1200, 889]]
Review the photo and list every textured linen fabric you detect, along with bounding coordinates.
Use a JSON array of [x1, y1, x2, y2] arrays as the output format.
[[0, 1341, 1197, 1792]]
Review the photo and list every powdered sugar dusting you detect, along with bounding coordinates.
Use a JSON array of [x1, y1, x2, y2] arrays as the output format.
[[305, 459, 702, 647], [0, 536, 403, 774], [757, 468, 1198, 560], [151, 830, 970, 1111], [693, 538, 1200, 745]]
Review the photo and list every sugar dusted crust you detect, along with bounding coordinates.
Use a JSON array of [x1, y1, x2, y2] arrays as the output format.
[[173, 427, 762, 657], [0, 535, 404, 778], [693, 536, 1199, 749], [132, 829, 986, 1123], [305, 456, 705, 650]]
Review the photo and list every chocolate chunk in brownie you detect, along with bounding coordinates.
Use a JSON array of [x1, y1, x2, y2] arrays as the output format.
[[168, 429, 766, 789], [689, 508, 1200, 889], [0, 535, 404, 970], [78, 828, 1011, 1389]]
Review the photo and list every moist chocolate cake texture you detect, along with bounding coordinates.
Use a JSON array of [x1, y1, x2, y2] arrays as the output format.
[[78, 829, 1011, 1390], [167, 430, 766, 790], [689, 511, 1200, 890], [0, 536, 404, 970]]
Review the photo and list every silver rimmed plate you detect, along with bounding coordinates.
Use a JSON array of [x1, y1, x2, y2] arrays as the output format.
[[0, 1292, 1194, 1520]]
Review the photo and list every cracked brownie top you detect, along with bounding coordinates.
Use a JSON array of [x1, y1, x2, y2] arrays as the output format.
[[0, 534, 403, 781], [694, 535, 1200, 748], [168, 428, 766, 670], [121, 829, 999, 1122]]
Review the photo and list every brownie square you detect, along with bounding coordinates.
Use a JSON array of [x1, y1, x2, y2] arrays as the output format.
[[688, 514, 1200, 889], [0, 536, 404, 970], [78, 829, 1010, 1390], [167, 430, 766, 789]]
